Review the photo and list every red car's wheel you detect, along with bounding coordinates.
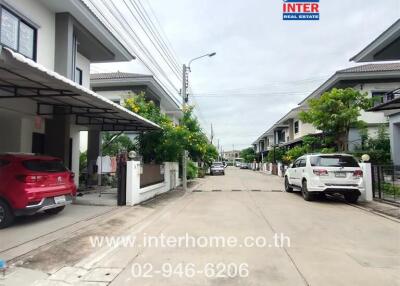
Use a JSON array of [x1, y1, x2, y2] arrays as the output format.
[[0, 200, 14, 229]]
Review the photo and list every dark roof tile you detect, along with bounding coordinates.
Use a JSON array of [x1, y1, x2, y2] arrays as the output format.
[[90, 72, 152, 80], [338, 63, 400, 73]]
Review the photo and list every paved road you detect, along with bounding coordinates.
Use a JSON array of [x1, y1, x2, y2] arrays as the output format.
[[2, 167, 400, 285]]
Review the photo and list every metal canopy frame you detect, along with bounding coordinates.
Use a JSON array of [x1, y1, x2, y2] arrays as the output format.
[[0, 53, 159, 132]]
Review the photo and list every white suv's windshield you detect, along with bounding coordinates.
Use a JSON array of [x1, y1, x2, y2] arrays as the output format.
[[310, 156, 359, 167]]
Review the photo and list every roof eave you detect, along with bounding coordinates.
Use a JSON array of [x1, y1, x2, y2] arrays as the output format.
[[39, 0, 135, 62], [299, 70, 400, 105], [91, 76, 182, 110], [350, 19, 400, 63]]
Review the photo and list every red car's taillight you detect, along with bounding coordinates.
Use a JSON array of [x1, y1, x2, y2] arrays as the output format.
[[313, 169, 328, 176], [353, 170, 363, 178], [16, 175, 48, 183]]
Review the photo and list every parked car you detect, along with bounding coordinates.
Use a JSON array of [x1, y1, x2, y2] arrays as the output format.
[[210, 162, 225, 175], [240, 163, 249, 169], [0, 154, 76, 228], [284, 154, 364, 203]]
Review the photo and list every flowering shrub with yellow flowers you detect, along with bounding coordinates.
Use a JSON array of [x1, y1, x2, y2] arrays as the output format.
[[124, 92, 218, 164]]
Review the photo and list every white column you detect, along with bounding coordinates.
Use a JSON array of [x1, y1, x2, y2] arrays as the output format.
[[164, 162, 171, 191], [126, 160, 141, 206], [277, 162, 283, 177], [360, 162, 373, 202]]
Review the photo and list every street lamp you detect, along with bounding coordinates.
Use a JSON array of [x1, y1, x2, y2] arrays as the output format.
[[181, 52, 216, 191], [188, 52, 216, 71]]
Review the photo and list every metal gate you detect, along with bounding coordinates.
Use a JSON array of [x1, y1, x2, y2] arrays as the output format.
[[371, 165, 400, 205], [116, 153, 127, 206]]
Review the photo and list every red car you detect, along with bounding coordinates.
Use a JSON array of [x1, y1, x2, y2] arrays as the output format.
[[0, 154, 76, 228]]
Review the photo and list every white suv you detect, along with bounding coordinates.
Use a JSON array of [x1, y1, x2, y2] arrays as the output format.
[[284, 154, 364, 203]]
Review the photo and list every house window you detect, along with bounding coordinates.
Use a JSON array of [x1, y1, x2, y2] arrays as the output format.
[[75, 67, 83, 85], [371, 91, 388, 106], [294, 121, 299, 134], [0, 6, 36, 60]]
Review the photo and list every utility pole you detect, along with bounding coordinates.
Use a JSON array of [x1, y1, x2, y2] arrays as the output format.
[[181, 52, 216, 192], [217, 139, 220, 161], [210, 123, 214, 144], [182, 64, 188, 192]]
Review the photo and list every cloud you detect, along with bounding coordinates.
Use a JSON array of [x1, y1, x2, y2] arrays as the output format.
[[94, 0, 400, 150]]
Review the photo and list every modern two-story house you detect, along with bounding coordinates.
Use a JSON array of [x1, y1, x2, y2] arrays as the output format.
[[351, 19, 400, 165], [0, 0, 159, 185], [253, 63, 400, 160], [90, 72, 182, 125]]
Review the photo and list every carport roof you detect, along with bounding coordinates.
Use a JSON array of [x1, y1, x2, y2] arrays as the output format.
[[0, 47, 160, 132]]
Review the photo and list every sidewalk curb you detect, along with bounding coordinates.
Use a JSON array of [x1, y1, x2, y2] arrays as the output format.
[[347, 203, 400, 223]]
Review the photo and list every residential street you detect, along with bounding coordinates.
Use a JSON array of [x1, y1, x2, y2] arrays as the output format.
[[2, 167, 399, 285]]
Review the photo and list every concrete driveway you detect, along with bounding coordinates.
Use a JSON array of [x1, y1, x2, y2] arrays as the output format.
[[0, 204, 115, 261], [1, 167, 399, 285]]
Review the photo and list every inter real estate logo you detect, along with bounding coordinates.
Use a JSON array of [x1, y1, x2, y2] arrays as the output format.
[[283, 0, 320, 21]]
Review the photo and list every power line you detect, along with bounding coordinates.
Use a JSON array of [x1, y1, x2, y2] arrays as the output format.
[[193, 76, 329, 93], [87, 0, 181, 104], [142, 0, 183, 69], [105, 0, 178, 84], [133, 0, 182, 72], [122, 0, 182, 79], [191, 91, 313, 97]]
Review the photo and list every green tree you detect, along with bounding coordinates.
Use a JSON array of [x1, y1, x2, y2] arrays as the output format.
[[283, 145, 308, 163], [299, 88, 371, 152], [267, 147, 285, 163], [101, 132, 136, 156], [352, 124, 391, 164], [240, 147, 256, 163], [124, 92, 217, 164]]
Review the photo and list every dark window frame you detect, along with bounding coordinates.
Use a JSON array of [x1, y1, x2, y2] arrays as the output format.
[[293, 158, 301, 168], [75, 67, 83, 85], [294, 121, 299, 134], [0, 5, 37, 61], [371, 91, 389, 106]]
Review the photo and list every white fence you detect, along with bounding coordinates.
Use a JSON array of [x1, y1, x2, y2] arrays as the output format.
[[126, 161, 180, 206]]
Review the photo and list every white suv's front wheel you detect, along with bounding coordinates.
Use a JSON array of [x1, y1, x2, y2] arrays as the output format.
[[284, 177, 293, 193]]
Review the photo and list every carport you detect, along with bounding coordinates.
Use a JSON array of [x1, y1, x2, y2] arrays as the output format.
[[0, 47, 159, 190]]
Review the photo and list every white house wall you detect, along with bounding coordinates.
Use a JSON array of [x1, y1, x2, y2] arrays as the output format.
[[96, 90, 134, 104], [293, 120, 319, 140], [6, 0, 56, 70], [354, 82, 400, 124]]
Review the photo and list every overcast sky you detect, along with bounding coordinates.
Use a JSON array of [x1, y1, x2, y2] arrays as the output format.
[[94, 0, 400, 151]]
